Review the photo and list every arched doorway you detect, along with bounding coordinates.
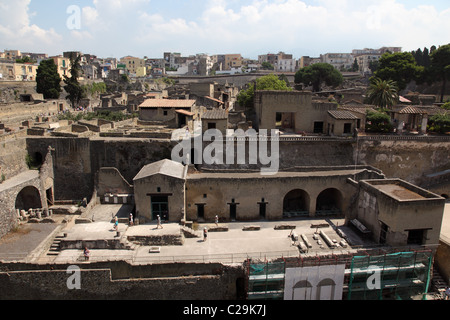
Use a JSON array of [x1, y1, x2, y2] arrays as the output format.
[[283, 189, 310, 218], [15, 186, 42, 211], [316, 188, 343, 216]]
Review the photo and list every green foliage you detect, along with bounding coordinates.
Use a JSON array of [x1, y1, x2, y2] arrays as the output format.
[[57, 110, 135, 122], [428, 44, 450, 102], [64, 55, 84, 108], [294, 63, 343, 92], [162, 77, 176, 86], [366, 109, 393, 133], [442, 102, 450, 110], [16, 56, 36, 64], [237, 74, 292, 109], [369, 60, 380, 73], [366, 77, 399, 109], [81, 82, 107, 98], [261, 62, 274, 70], [411, 47, 431, 68], [57, 111, 83, 121], [121, 74, 130, 83], [278, 74, 290, 87], [428, 113, 450, 134], [25, 154, 41, 170], [351, 59, 359, 72], [36, 59, 62, 99], [374, 52, 424, 91]]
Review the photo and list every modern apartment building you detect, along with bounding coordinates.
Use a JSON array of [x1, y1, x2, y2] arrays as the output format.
[[120, 56, 146, 77]]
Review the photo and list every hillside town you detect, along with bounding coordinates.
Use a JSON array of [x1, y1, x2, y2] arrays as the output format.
[[0, 41, 449, 304]]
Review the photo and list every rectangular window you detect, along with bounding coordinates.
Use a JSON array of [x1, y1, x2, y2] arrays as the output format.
[[313, 122, 324, 134], [344, 123, 352, 134], [407, 229, 426, 245]]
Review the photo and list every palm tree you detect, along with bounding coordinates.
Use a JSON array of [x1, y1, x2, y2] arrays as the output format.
[[367, 77, 399, 109]]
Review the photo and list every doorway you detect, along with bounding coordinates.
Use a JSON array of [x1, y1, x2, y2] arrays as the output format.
[[151, 196, 168, 220], [196, 204, 205, 220], [258, 198, 267, 219], [228, 199, 238, 221]]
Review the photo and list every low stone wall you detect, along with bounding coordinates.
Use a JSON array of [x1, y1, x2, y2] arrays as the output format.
[[0, 261, 245, 300], [128, 234, 184, 246]]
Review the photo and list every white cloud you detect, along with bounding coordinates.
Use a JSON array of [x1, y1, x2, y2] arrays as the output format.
[[2, 0, 449, 58], [0, 0, 62, 51]]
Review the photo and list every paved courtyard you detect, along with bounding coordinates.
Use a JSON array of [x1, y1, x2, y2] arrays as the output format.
[[1, 203, 448, 265]]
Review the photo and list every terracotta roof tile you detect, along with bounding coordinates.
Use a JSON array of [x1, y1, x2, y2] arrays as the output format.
[[139, 99, 196, 108]]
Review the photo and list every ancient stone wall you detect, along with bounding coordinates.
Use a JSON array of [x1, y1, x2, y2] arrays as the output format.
[[24, 135, 450, 203], [356, 137, 450, 186], [0, 261, 244, 300], [26, 137, 174, 201], [0, 137, 28, 180]]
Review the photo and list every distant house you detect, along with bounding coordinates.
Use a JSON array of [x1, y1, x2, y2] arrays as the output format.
[[201, 109, 228, 134], [253, 90, 337, 134], [339, 104, 377, 131], [327, 110, 358, 136], [138, 99, 196, 125]]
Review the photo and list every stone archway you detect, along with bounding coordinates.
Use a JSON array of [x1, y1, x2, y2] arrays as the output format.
[[316, 188, 343, 216], [283, 189, 310, 218], [15, 186, 42, 211]]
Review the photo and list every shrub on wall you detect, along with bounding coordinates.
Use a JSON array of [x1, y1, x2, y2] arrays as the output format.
[[428, 113, 450, 134], [366, 109, 393, 133]]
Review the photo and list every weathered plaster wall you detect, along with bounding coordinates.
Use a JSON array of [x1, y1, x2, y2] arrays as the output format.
[[26, 137, 173, 201], [0, 137, 28, 180], [356, 138, 450, 186]]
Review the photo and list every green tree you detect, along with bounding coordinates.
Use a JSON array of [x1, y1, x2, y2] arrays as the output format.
[[351, 59, 359, 72], [16, 56, 36, 64], [366, 77, 399, 109], [294, 63, 343, 92], [374, 52, 424, 91], [428, 113, 450, 134], [278, 74, 291, 87], [366, 109, 393, 133], [261, 61, 274, 70], [64, 54, 84, 108], [428, 44, 450, 102], [36, 59, 62, 99], [237, 74, 292, 109]]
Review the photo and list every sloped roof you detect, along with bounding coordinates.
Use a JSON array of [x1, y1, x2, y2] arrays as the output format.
[[133, 159, 185, 181], [340, 105, 377, 114], [399, 96, 412, 103], [202, 109, 228, 120], [205, 96, 224, 104], [175, 109, 194, 116], [139, 99, 196, 108], [398, 106, 427, 114], [328, 110, 359, 120]]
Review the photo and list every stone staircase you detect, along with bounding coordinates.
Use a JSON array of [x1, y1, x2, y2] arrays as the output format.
[[181, 226, 201, 238], [46, 234, 65, 256], [431, 267, 448, 297]]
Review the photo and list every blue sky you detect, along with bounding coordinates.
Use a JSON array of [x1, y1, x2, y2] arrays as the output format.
[[2, 0, 450, 60]]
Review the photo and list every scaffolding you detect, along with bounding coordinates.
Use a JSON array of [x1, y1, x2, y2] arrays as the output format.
[[246, 260, 286, 300], [347, 250, 433, 300]]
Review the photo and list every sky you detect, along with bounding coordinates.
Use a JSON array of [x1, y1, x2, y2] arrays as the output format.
[[1, 0, 450, 60]]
